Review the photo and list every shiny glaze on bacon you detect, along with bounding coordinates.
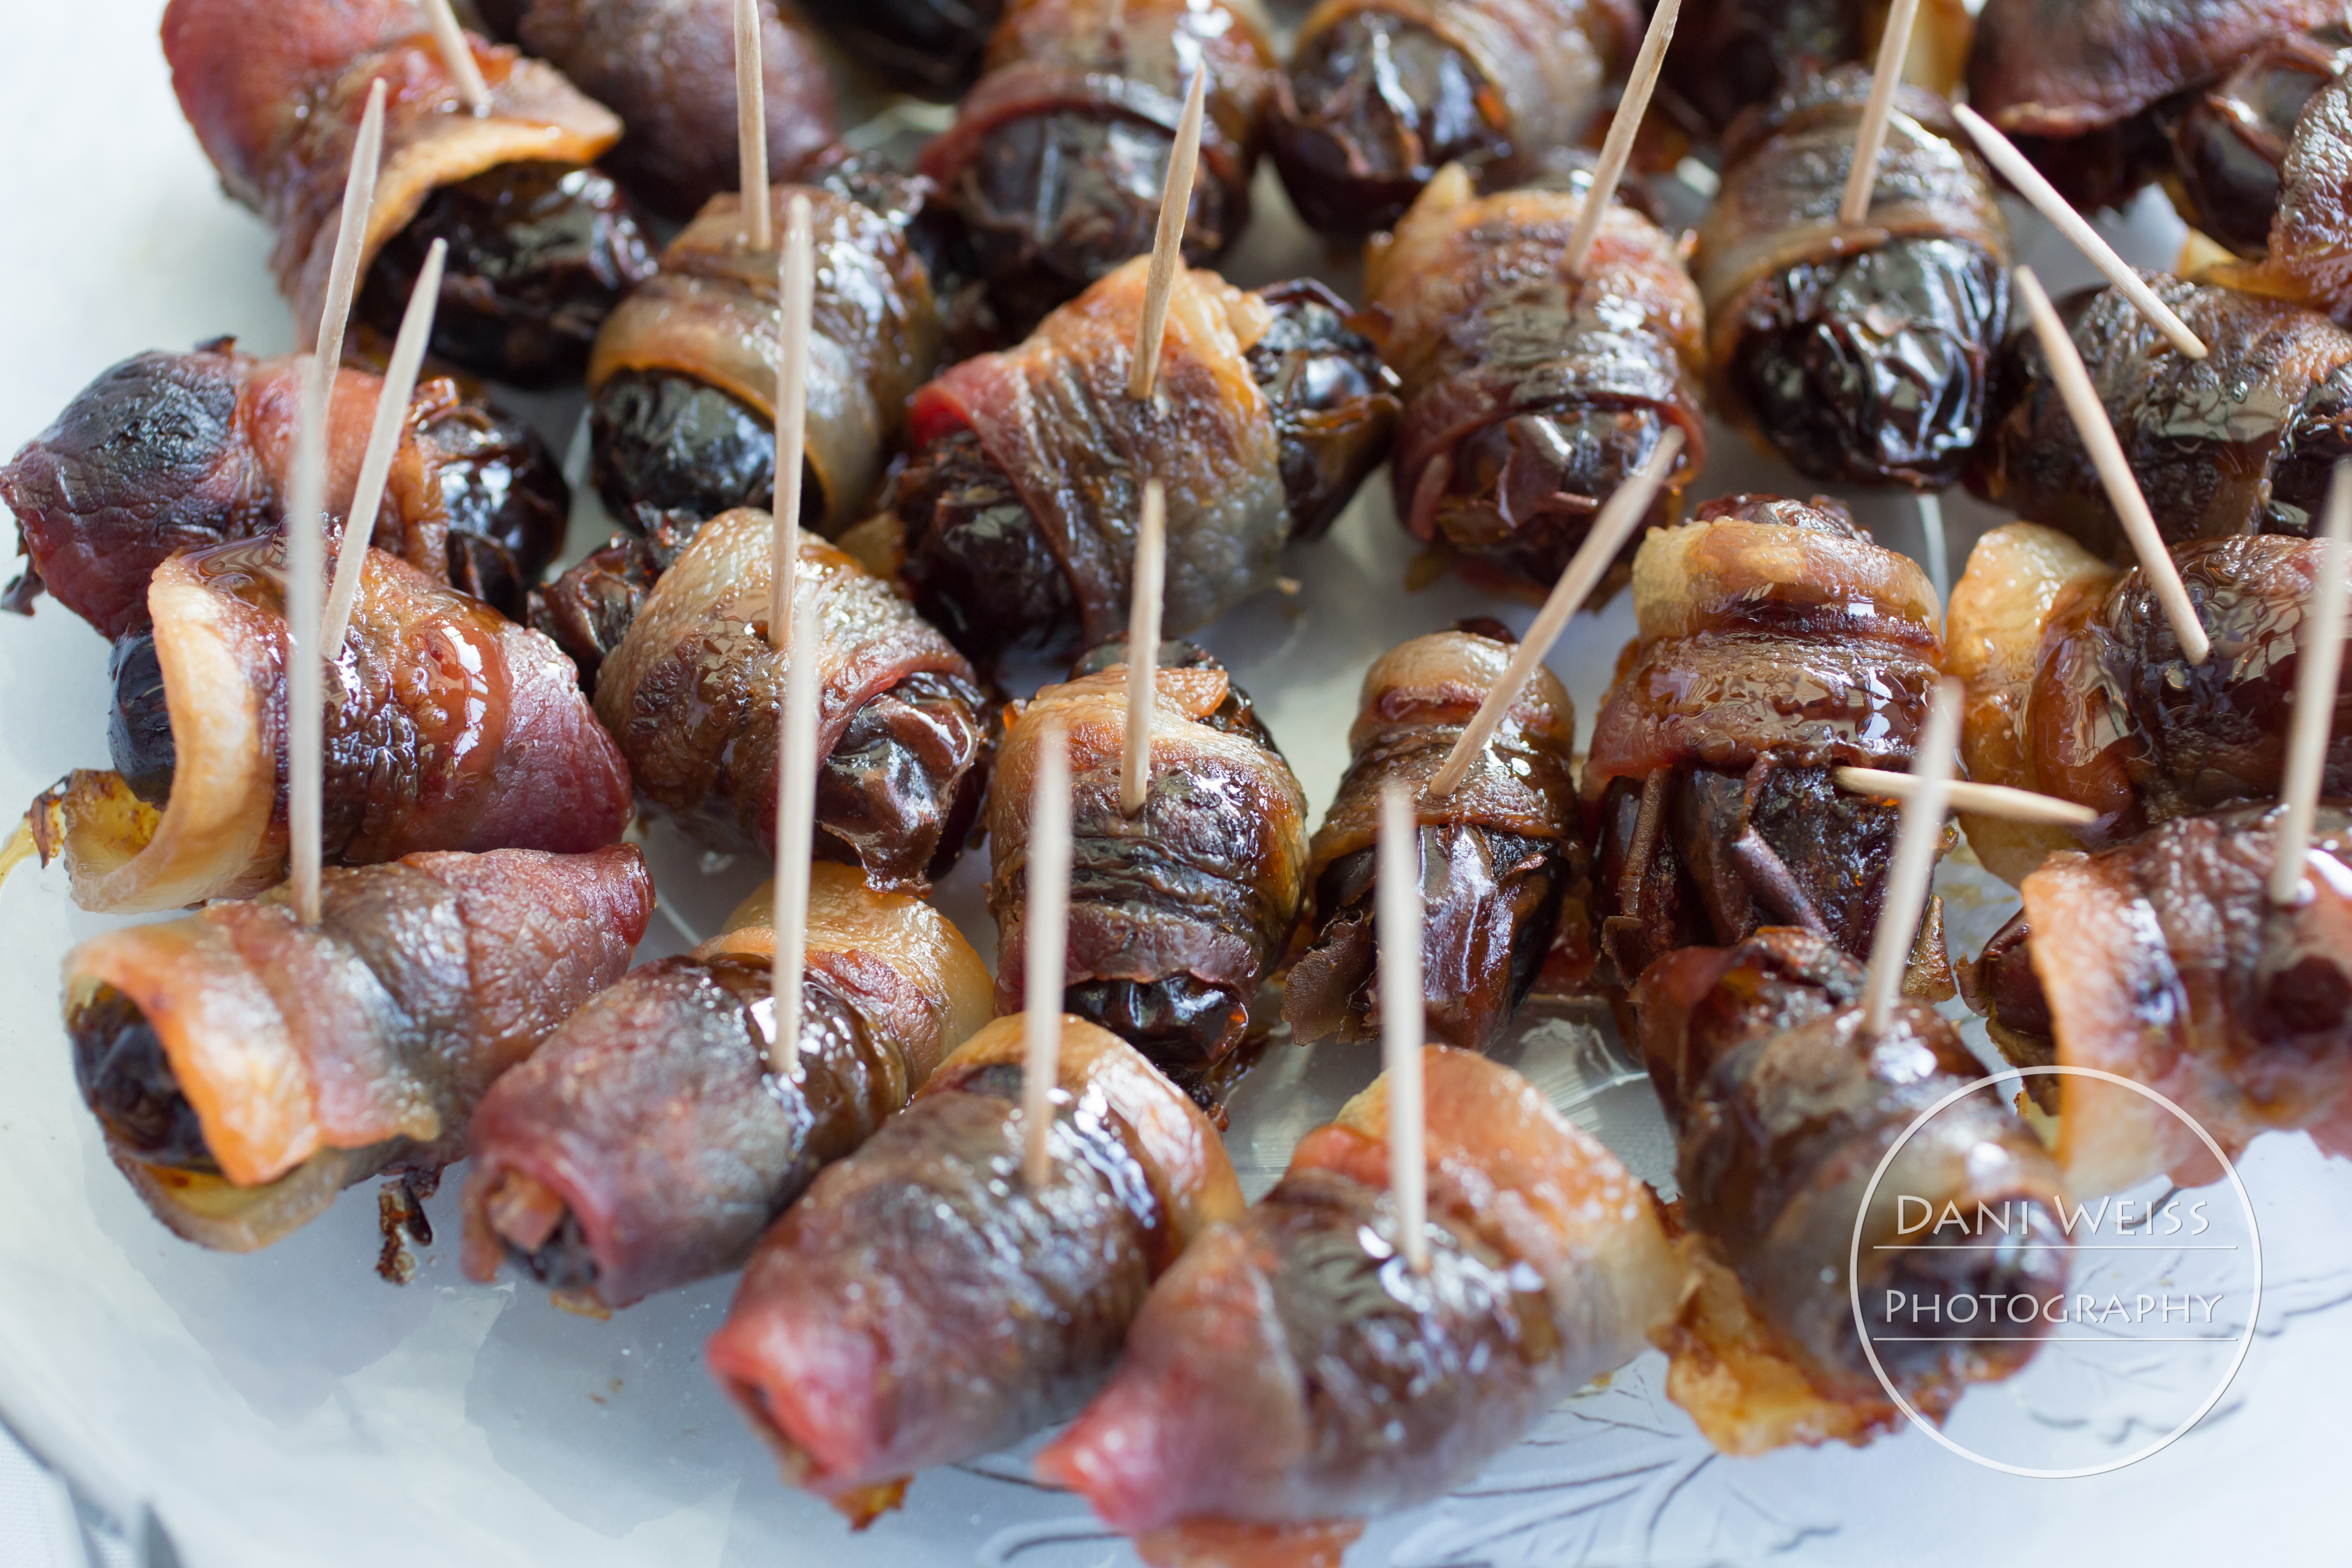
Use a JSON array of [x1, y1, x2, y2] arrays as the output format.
[[461, 866, 992, 1310], [64, 845, 650, 1252], [1037, 1048, 1680, 1567], [705, 1015, 1243, 1525]]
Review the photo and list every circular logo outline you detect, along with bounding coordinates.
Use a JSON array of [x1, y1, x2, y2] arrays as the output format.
[[1845, 1063, 2263, 1479]]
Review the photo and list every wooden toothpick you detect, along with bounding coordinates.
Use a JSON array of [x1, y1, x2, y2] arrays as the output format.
[[1562, 0, 1680, 280], [1426, 427, 1685, 800], [1128, 67, 1209, 402], [1119, 481, 1168, 818], [2270, 462, 2352, 905], [735, 0, 773, 251], [1951, 105, 2206, 362], [769, 195, 813, 653], [1377, 781, 1429, 1275], [2013, 265, 2211, 664], [767, 579, 821, 1075], [322, 238, 445, 652], [303, 80, 386, 362], [1834, 767, 2099, 827], [1839, 0, 1922, 227], [1022, 721, 1073, 1188], [1860, 678, 1962, 1035], [1915, 491, 1949, 606], [419, 0, 492, 117]]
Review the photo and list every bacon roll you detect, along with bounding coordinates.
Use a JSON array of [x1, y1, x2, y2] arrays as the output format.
[[23, 537, 630, 916], [461, 866, 991, 1311], [892, 258, 1398, 663], [1038, 1047, 1681, 1565], [1586, 496, 1950, 991], [794, 0, 1006, 98], [1363, 165, 1706, 592], [0, 341, 566, 637], [162, 0, 656, 385], [1661, 0, 1972, 143], [1634, 926, 2065, 1454], [1268, 0, 1639, 242], [705, 1013, 1243, 1524], [918, 0, 1277, 332], [1694, 65, 2010, 489], [593, 509, 990, 893], [1285, 623, 1589, 1056], [1967, 278, 2352, 564], [65, 844, 650, 1252]]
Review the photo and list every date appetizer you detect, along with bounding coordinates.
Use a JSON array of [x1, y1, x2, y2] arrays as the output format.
[[163, 0, 657, 385], [65, 844, 651, 1252], [0, 340, 566, 636], [591, 511, 990, 893], [919, 0, 1277, 332], [1285, 623, 1590, 1053], [987, 640, 1308, 1097], [471, 0, 838, 219], [1363, 165, 1706, 592], [705, 1013, 1243, 1525], [1661, 0, 1972, 142], [1038, 1046, 1682, 1565], [1635, 926, 2067, 1453], [462, 867, 991, 1311], [1586, 495, 1951, 991], [793, 0, 1006, 98], [1694, 65, 2010, 489], [1268, 0, 1640, 242], [891, 258, 1397, 663]]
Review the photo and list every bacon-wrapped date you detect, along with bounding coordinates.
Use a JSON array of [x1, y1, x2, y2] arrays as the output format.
[[1695, 66, 2009, 489], [64, 844, 650, 1252], [1660, 0, 1972, 142], [989, 643, 1307, 1095], [163, 0, 656, 385], [1364, 166, 1706, 592], [1586, 496, 1950, 991], [0, 341, 565, 636], [473, 0, 837, 219], [461, 866, 991, 1310], [705, 1014, 1243, 1524], [1634, 927, 2065, 1454], [1268, 0, 1639, 242], [918, 0, 1276, 332], [1968, 278, 2352, 563], [23, 538, 630, 916], [1038, 1046, 1681, 1564], [794, 0, 1006, 98], [1285, 625, 1589, 1056], [593, 509, 990, 893], [892, 258, 1398, 662]]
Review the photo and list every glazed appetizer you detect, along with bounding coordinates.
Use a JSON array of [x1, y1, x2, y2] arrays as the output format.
[[1662, 0, 1972, 141], [22, 538, 631, 915], [1364, 165, 1706, 592], [65, 844, 650, 1251], [920, 0, 1277, 331], [891, 258, 1397, 663], [593, 511, 990, 893], [1968, 277, 2352, 561], [987, 640, 1308, 1097], [1635, 926, 2066, 1453], [1269, 0, 1640, 241], [1039, 1047, 1682, 1565], [1695, 65, 2010, 489], [1285, 623, 1590, 1053], [705, 1013, 1244, 1524], [163, 0, 656, 384], [1586, 495, 1950, 990], [796, 0, 1006, 98], [473, 0, 837, 219], [462, 867, 991, 1311]]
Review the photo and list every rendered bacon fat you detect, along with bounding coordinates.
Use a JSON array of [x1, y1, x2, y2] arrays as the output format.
[[989, 641, 1307, 1095], [1633, 927, 2065, 1454], [1364, 166, 1707, 592], [65, 845, 650, 1252], [1285, 624, 1589, 1054], [1038, 1047, 1681, 1565], [461, 867, 991, 1310], [594, 510, 990, 893], [1586, 496, 1950, 990], [706, 1015, 1244, 1523]]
